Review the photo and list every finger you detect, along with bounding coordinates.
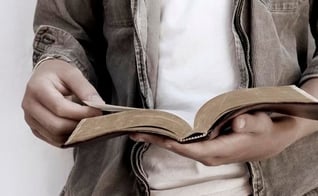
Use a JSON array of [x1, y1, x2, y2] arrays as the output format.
[[36, 59, 105, 105], [23, 99, 78, 136], [231, 112, 273, 133], [130, 133, 228, 165], [24, 113, 67, 147], [59, 64, 105, 104], [31, 128, 65, 147], [24, 113, 48, 141], [29, 78, 102, 120], [176, 133, 267, 165]]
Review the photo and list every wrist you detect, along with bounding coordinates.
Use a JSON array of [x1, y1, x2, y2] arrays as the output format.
[[33, 56, 56, 71]]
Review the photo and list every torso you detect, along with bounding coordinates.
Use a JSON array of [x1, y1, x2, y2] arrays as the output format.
[[142, 1, 251, 195]]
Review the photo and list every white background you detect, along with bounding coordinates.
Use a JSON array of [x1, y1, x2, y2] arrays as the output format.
[[0, 1, 73, 195]]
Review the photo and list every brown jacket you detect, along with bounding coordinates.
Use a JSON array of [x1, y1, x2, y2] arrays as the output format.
[[33, 0, 318, 195]]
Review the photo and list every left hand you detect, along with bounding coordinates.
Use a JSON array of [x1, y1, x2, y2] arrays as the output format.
[[130, 112, 301, 166]]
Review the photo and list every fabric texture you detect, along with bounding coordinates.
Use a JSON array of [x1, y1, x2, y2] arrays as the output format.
[[32, 0, 318, 195]]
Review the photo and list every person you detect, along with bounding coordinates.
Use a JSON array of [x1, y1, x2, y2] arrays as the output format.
[[22, 0, 318, 195]]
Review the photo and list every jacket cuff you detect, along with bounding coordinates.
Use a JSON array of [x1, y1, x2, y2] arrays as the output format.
[[33, 25, 96, 82]]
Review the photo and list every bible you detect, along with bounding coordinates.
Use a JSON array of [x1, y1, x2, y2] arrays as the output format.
[[64, 85, 318, 147]]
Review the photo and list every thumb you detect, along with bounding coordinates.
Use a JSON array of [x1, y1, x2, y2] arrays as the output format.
[[231, 115, 247, 133], [61, 66, 105, 105], [30, 59, 104, 121], [231, 112, 272, 133]]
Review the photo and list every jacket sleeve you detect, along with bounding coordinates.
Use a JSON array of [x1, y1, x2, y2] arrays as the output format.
[[301, 1, 318, 84], [33, 0, 106, 82]]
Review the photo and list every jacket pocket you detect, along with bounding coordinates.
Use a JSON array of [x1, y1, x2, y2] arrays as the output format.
[[262, 0, 299, 12]]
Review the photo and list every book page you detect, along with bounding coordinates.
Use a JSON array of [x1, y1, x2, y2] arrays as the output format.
[[83, 100, 138, 112]]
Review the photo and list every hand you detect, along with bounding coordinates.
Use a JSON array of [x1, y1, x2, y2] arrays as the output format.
[[22, 59, 104, 147], [130, 112, 302, 166]]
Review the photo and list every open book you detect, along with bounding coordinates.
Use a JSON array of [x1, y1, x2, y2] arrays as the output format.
[[64, 85, 318, 147]]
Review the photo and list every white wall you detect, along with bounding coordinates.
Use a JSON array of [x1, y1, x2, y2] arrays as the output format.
[[0, 1, 73, 195]]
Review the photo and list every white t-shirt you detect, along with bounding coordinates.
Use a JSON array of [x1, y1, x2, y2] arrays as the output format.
[[142, 0, 252, 195]]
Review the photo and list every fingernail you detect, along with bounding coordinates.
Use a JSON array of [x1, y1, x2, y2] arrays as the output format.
[[238, 118, 246, 129]]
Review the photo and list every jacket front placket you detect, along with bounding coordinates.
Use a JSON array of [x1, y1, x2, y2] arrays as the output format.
[[232, 0, 266, 195], [129, 0, 153, 195], [129, 0, 264, 195]]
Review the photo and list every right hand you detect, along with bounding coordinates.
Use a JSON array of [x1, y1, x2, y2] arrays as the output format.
[[22, 59, 104, 147]]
